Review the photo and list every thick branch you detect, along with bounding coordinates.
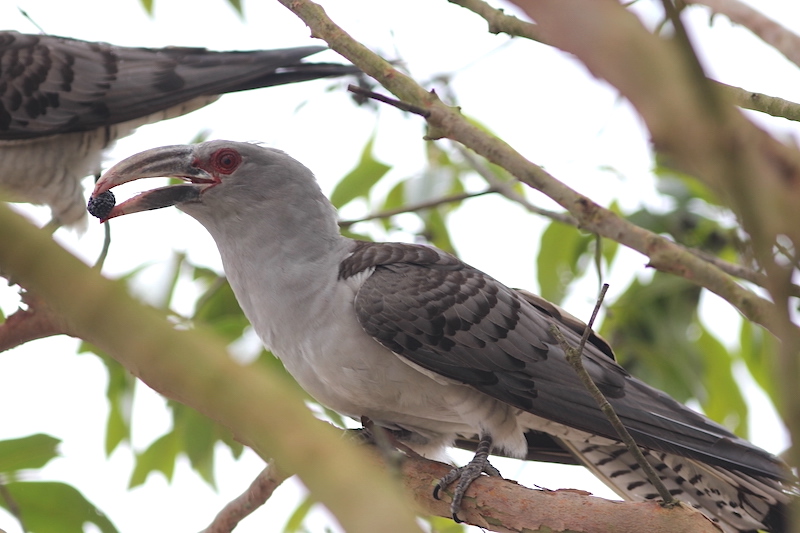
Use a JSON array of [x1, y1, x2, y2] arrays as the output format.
[[0, 206, 422, 533], [394, 449, 717, 533]]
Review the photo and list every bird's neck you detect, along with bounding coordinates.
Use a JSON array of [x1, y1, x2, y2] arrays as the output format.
[[198, 192, 351, 352]]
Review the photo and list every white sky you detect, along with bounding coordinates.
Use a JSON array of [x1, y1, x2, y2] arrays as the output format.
[[1, 1, 799, 532]]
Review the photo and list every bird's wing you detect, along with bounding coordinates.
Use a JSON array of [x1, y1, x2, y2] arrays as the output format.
[[346, 240, 788, 480], [0, 31, 354, 140]]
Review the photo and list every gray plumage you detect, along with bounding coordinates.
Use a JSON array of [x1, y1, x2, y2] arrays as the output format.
[[0, 31, 356, 227], [92, 140, 798, 532]]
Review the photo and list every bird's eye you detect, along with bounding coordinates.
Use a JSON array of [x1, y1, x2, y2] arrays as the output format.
[[209, 148, 242, 174]]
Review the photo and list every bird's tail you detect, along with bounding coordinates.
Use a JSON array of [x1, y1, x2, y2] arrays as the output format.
[[558, 438, 795, 533]]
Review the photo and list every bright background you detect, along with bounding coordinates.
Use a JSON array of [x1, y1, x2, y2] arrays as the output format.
[[1, 1, 798, 531]]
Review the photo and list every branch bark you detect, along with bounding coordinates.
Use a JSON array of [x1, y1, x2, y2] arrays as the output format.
[[392, 449, 718, 533]]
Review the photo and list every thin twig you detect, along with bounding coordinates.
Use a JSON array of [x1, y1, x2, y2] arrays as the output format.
[[201, 463, 289, 533], [94, 221, 111, 270], [688, 248, 800, 297], [338, 188, 496, 229], [713, 81, 800, 123], [347, 85, 431, 117], [548, 284, 677, 506], [447, 0, 544, 42]]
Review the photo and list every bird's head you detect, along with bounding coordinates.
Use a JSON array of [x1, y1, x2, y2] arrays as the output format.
[[91, 140, 326, 229]]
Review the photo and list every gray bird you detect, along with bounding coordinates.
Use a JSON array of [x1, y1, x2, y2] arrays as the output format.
[[0, 31, 356, 228], [92, 140, 797, 533]]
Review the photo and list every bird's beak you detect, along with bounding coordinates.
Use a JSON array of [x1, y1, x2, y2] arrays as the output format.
[[91, 145, 218, 221]]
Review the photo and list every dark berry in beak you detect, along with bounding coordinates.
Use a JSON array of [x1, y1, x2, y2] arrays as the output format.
[[88, 191, 116, 219]]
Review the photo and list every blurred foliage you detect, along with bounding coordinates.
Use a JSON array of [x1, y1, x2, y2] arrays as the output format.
[[601, 273, 748, 436], [330, 133, 391, 210], [0, 434, 59, 475], [1, 482, 118, 533], [0, 434, 118, 533], [595, 169, 753, 437]]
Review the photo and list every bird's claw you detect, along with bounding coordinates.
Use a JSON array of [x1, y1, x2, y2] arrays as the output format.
[[433, 457, 502, 522]]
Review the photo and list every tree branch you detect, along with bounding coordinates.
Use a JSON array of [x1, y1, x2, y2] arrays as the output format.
[[0, 292, 73, 353], [393, 448, 717, 533], [275, 0, 792, 338], [201, 463, 289, 533], [686, 0, 800, 69], [338, 188, 497, 229], [447, 0, 544, 43], [0, 205, 423, 533], [713, 80, 800, 122]]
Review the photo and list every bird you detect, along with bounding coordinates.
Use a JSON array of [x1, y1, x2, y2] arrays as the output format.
[[91, 140, 797, 532], [0, 31, 357, 228]]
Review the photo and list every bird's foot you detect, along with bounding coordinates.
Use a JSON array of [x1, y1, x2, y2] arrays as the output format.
[[433, 434, 501, 523]]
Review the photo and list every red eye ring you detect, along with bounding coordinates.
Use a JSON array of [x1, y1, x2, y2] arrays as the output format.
[[209, 148, 242, 174]]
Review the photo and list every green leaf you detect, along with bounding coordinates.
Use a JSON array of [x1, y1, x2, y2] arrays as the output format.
[[329, 134, 391, 209], [536, 222, 592, 304], [423, 208, 456, 255], [422, 515, 468, 533], [601, 202, 621, 267], [173, 402, 218, 487], [738, 321, 781, 416], [653, 160, 721, 207], [79, 342, 135, 456], [2, 481, 118, 533], [102, 354, 135, 455], [381, 181, 406, 212], [226, 0, 244, 17], [139, 0, 153, 16], [695, 327, 748, 436], [192, 273, 250, 342], [601, 273, 703, 401], [189, 129, 212, 144], [0, 434, 60, 474], [283, 494, 315, 533], [129, 432, 179, 488]]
